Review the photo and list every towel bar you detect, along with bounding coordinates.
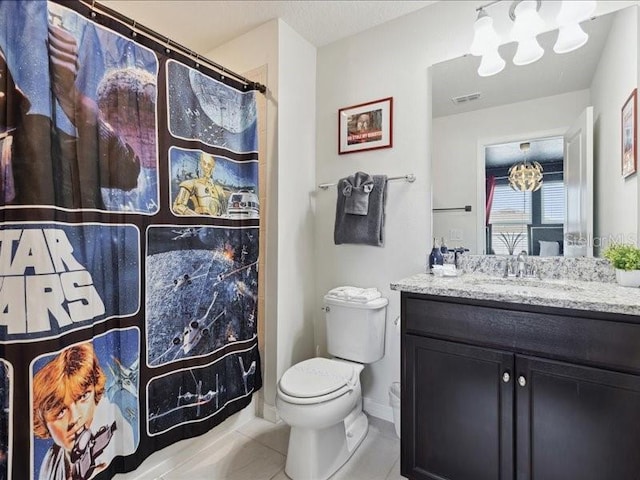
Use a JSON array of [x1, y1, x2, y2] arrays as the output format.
[[318, 174, 415, 190], [433, 205, 472, 212]]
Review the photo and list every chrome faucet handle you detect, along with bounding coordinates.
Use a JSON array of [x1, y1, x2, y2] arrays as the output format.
[[515, 250, 528, 278]]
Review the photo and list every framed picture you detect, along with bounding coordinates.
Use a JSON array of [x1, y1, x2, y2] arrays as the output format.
[[338, 97, 393, 154], [622, 88, 637, 178]]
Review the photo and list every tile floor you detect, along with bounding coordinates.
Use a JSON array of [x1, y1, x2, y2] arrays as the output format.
[[160, 415, 403, 480]]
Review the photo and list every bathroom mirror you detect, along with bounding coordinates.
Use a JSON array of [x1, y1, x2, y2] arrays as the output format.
[[431, 5, 639, 257]]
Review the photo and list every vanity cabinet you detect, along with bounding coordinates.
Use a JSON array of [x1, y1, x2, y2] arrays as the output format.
[[401, 292, 640, 480]]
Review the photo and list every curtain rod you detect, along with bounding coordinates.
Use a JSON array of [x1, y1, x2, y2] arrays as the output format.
[[79, 0, 267, 94], [318, 174, 416, 190]]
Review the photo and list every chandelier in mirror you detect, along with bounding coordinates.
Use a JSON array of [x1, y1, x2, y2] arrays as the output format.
[[508, 142, 544, 191]]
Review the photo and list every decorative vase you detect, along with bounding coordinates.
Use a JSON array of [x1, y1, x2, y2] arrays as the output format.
[[615, 269, 640, 287]]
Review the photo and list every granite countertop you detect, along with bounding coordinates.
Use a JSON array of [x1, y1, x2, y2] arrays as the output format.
[[390, 273, 640, 317]]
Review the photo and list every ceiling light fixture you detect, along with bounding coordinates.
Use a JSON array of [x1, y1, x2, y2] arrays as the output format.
[[469, 0, 597, 76], [510, 1, 545, 65], [470, 9, 501, 56], [470, 7, 506, 76], [554, 0, 597, 53], [478, 49, 507, 77], [508, 142, 544, 192]]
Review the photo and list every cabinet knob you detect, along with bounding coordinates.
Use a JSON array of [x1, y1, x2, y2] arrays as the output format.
[[502, 372, 511, 383], [518, 375, 527, 387]]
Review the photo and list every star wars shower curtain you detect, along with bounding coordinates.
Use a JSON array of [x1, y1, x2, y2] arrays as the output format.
[[0, 1, 262, 478]]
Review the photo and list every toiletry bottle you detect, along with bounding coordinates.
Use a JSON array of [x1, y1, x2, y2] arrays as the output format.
[[429, 238, 443, 272], [440, 237, 448, 254], [440, 236, 449, 265]]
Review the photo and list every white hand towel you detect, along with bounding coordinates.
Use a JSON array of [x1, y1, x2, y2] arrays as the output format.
[[326, 286, 381, 303]]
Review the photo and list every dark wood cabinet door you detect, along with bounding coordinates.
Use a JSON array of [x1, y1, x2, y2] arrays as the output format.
[[402, 335, 514, 480], [516, 355, 640, 480]]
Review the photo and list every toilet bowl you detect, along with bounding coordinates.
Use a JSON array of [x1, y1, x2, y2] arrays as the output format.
[[276, 358, 368, 480], [276, 291, 388, 480]]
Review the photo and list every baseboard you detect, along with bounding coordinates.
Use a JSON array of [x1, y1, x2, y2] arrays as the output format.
[[363, 396, 393, 423], [261, 399, 280, 423], [114, 397, 256, 480]]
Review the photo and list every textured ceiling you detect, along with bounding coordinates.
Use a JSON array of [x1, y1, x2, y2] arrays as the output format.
[[485, 137, 564, 169], [99, 1, 437, 52]]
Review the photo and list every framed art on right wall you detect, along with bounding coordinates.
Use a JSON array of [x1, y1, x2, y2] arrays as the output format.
[[622, 88, 637, 178]]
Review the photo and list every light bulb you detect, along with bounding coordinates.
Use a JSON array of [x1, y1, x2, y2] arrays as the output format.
[[556, 1, 597, 26], [470, 10, 501, 56], [511, 0, 546, 42], [478, 50, 506, 77], [513, 37, 544, 65], [554, 23, 589, 54]]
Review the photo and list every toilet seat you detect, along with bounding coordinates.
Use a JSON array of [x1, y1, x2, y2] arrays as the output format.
[[278, 358, 358, 405]]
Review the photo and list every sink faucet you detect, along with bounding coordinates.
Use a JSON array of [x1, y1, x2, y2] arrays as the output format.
[[503, 256, 515, 277], [516, 250, 528, 278]]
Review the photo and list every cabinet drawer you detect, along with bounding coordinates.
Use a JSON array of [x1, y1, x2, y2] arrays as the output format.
[[403, 293, 640, 375]]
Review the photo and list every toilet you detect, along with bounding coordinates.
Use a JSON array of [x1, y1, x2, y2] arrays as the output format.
[[276, 290, 388, 480]]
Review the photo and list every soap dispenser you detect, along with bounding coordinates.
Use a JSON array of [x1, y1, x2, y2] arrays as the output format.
[[428, 237, 444, 273]]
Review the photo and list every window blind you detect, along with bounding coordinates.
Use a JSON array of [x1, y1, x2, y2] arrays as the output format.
[[490, 184, 532, 224], [489, 184, 531, 254], [541, 179, 565, 224]]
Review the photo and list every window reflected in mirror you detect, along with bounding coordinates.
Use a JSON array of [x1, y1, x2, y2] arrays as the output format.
[[485, 136, 565, 256]]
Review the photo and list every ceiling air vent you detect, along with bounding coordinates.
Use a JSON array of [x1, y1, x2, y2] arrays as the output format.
[[451, 92, 481, 105]]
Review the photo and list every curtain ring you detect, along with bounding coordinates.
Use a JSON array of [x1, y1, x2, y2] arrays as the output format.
[[195, 53, 200, 69], [165, 36, 171, 54], [90, 0, 96, 18], [131, 20, 137, 37]]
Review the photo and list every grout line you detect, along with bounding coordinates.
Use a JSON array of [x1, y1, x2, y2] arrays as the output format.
[[383, 456, 401, 480], [233, 427, 288, 457], [268, 467, 286, 480], [162, 428, 241, 476]]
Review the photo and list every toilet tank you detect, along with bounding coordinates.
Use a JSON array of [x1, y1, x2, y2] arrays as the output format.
[[324, 295, 388, 363]]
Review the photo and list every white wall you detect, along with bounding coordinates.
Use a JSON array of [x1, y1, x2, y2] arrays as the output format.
[[315, 0, 640, 419], [591, 6, 639, 253], [273, 20, 317, 386], [315, 1, 472, 420], [433, 89, 591, 254], [209, 20, 317, 418]]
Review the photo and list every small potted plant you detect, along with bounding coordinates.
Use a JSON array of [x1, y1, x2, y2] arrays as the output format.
[[603, 243, 640, 287]]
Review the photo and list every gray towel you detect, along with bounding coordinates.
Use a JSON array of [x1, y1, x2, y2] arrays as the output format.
[[334, 174, 387, 246], [342, 171, 374, 215]]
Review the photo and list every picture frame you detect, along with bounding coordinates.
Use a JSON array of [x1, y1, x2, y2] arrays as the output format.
[[338, 97, 393, 154], [622, 88, 637, 178]]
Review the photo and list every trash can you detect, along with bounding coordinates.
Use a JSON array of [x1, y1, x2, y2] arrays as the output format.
[[389, 382, 401, 438]]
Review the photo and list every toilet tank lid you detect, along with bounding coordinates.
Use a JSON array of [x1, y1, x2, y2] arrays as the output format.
[[323, 295, 388, 309], [279, 358, 356, 398]]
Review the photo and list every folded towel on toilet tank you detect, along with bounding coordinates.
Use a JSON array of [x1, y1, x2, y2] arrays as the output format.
[[326, 286, 382, 303]]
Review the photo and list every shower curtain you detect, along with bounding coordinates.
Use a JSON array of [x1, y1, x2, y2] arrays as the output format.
[[0, 1, 262, 478]]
